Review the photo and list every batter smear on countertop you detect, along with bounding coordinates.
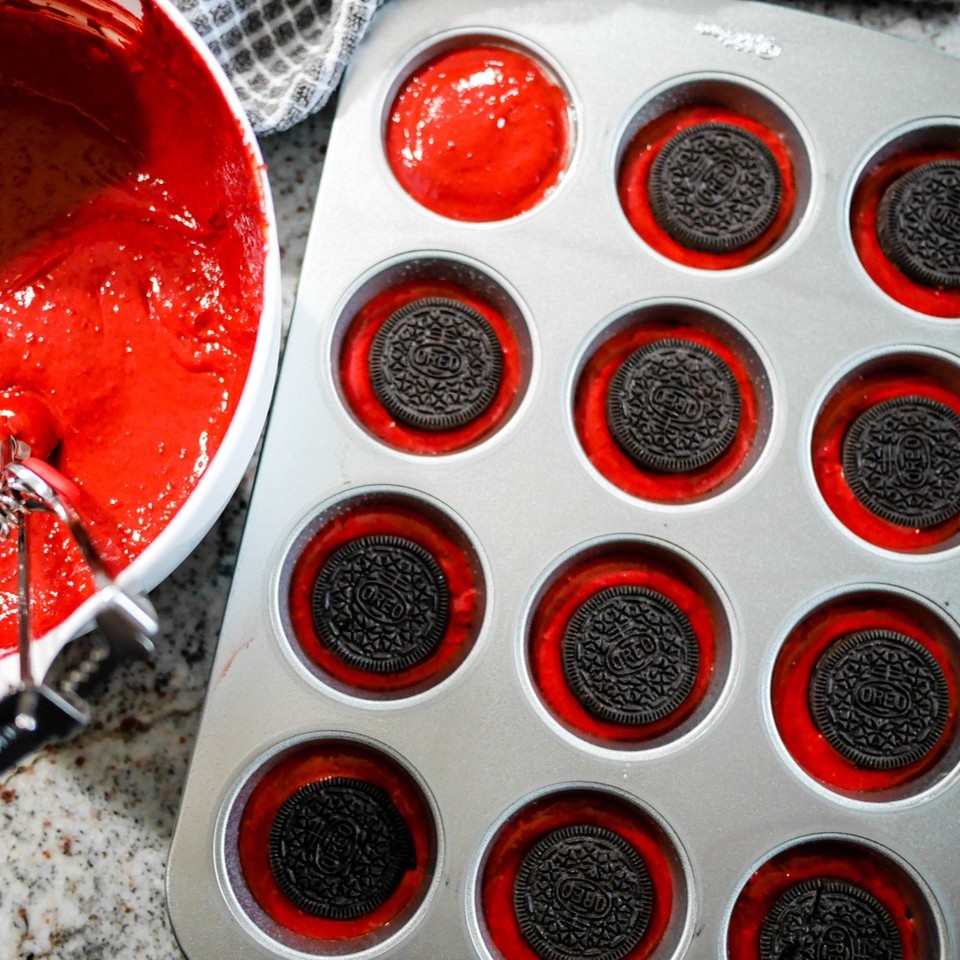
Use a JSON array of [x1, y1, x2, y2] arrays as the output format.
[[0, 0, 267, 654]]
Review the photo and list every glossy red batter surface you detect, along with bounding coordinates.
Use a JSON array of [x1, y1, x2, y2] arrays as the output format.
[[340, 279, 522, 453], [772, 592, 959, 795], [618, 105, 796, 269], [288, 501, 482, 694], [811, 365, 960, 551], [481, 789, 676, 960], [574, 321, 759, 503], [386, 44, 570, 221], [727, 839, 930, 960], [851, 147, 960, 317], [238, 740, 436, 941], [0, 0, 266, 653]]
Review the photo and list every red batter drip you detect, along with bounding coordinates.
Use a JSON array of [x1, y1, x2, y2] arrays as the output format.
[[528, 547, 717, 744], [0, 0, 266, 653], [481, 789, 676, 960], [339, 279, 522, 453], [811, 366, 960, 551], [618, 105, 796, 269], [238, 740, 435, 941], [385, 44, 570, 221], [851, 147, 960, 317], [574, 321, 759, 503], [772, 593, 959, 795], [727, 839, 929, 960], [288, 501, 482, 693]]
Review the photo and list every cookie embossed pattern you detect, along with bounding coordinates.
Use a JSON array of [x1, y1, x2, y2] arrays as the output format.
[[168, 1, 960, 958]]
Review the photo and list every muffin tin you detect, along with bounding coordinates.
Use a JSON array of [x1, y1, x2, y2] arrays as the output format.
[[167, 0, 960, 957]]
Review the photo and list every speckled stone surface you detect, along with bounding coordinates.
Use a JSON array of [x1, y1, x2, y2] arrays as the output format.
[[2, 4, 958, 959]]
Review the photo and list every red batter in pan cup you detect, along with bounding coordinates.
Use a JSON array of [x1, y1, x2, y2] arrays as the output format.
[[727, 837, 940, 960], [618, 104, 797, 269], [771, 589, 959, 799], [386, 42, 571, 221], [479, 787, 684, 960]]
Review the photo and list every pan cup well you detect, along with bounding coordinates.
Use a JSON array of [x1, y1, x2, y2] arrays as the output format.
[[332, 254, 535, 456], [521, 537, 734, 754], [382, 33, 575, 223], [849, 121, 960, 318], [769, 586, 960, 804], [219, 735, 441, 957], [615, 76, 812, 271], [572, 301, 774, 506], [811, 348, 960, 555], [471, 785, 693, 960], [725, 835, 944, 960], [278, 488, 487, 701]]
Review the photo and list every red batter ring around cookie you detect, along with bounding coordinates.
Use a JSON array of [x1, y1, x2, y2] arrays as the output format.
[[851, 147, 960, 317], [528, 549, 717, 743], [772, 595, 959, 794], [238, 740, 435, 941], [385, 44, 570, 222], [618, 105, 797, 269], [340, 279, 522, 454], [727, 839, 928, 960], [288, 501, 482, 692], [811, 369, 960, 551], [575, 321, 759, 503], [481, 789, 676, 960]]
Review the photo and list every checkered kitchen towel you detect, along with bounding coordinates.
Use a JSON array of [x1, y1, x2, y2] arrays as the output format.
[[173, 0, 384, 134]]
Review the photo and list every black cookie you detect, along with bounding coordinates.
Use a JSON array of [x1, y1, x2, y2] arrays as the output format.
[[810, 629, 949, 770], [842, 395, 960, 528], [562, 586, 699, 725], [759, 878, 902, 960], [311, 535, 449, 673], [369, 297, 503, 431], [649, 122, 782, 252], [514, 824, 653, 960], [268, 777, 416, 919], [607, 339, 741, 473], [877, 159, 960, 289]]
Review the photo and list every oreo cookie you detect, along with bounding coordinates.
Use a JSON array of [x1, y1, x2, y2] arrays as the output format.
[[810, 629, 949, 770], [514, 824, 653, 960], [369, 297, 503, 431], [842, 395, 960, 528], [759, 878, 902, 960], [562, 586, 699, 725], [268, 777, 416, 919], [876, 159, 960, 289], [649, 122, 782, 252], [311, 535, 449, 673], [607, 339, 741, 473]]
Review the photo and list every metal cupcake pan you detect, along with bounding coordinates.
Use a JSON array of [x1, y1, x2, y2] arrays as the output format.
[[167, 0, 960, 956]]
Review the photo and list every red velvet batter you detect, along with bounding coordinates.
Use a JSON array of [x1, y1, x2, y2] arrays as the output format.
[[339, 279, 522, 453], [772, 592, 959, 795], [574, 320, 759, 503], [528, 547, 718, 745], [385, 44, 570, 221], [238, 740, 436, 941], [851, 147, 960, 317], [618, 106, 796, 269], [727, 839, 930, 960], [811, 365, 960, 551], [481, 789, 676, 960], [288, 501, 482, 694], [0, 0, 266, 653]]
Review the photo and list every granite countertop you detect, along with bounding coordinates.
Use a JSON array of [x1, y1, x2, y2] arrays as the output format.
[[3, 3, 959, 958]]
